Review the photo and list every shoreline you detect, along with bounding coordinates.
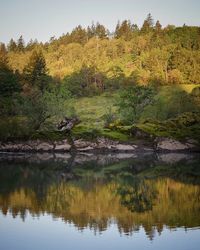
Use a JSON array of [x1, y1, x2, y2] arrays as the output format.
[[0, 136, 199, 153]]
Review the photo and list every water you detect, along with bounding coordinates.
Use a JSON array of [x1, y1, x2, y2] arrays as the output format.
[[0, 152, 200, 250]]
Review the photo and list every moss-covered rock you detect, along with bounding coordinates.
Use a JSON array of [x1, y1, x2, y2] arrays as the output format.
[[138, 112, 200, 142]]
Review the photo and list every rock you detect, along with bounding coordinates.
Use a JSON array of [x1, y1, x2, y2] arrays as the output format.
[[35, 142, 54, 151], [74, 139, 92, 148], [113, 144, 137, 151], [0, 142, 33, 151], [54, 144, 71, 151], [0, 136, 198, 153], [156, 137, 198, 151], [54, 140, 71, 151], [77, 146, 95, 151]]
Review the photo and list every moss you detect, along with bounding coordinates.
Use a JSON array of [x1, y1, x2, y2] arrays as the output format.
[[72, 124, 132, 142], [138, 112, 200, 141], [30, 131, 68, 141], [100, 129, 130, 141], [72, 125, 100, 140]]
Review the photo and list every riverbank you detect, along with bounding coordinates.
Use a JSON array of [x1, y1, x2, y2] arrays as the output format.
[[0, 136, 199, 153]]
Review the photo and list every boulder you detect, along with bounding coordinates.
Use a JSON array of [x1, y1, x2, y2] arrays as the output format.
[[54, 142, 71, 151], [113, 144, 137, 151], [155, 137, 198, 151], [35, 142, 54, 151]]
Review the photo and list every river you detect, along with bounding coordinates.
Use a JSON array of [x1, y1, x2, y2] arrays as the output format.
[[0, 152, 200, 250]]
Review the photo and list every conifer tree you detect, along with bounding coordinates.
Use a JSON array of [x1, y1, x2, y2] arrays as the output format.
[[141, 13, 154, 33], [17, 35, 25, 52], [7, 39, 17, 52], [23, 50, 48, 93], [0, 44, 20, 97], [155, 20, 162, 32]]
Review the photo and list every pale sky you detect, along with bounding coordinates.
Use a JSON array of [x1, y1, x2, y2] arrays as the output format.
[[0, 0, 199, 44]]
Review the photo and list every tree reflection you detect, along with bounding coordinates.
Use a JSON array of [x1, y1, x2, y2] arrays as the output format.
[[117, 177, 157, 213], [0, 156, 200, 239]]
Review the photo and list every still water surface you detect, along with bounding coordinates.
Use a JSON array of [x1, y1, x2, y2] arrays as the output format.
[[0, 152, 200, 250]]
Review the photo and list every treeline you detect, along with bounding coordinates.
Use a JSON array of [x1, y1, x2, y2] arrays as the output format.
[[0, 14, 199, 95]]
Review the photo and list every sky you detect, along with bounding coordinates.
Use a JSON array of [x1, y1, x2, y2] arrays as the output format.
[[0, 0, 199, 44]]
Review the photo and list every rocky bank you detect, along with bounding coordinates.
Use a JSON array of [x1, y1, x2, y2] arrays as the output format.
[[0, 136, 199, 153]]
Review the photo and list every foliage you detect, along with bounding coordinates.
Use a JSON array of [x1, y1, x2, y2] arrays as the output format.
[[116, 85, 155, 124], [0, 116, 29, 141], [1, 16, 200, 141], [103, 106, 116, 128], [23, 50, 49, 93], [18, 86, 73, 131], [0, 45, 21, 97], [6, 18, 200, 90], [141, 85, 200, 120], [0, 66, 21, 97], [138, 112, 200, 141]]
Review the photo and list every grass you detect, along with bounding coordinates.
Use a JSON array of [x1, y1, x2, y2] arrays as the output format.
[[72, 92, 118, 129], [70, 92, 132, 141]]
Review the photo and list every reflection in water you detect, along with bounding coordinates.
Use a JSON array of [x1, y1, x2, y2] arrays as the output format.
[[1, 178, 200, 238], [0, 152, 200, 241]]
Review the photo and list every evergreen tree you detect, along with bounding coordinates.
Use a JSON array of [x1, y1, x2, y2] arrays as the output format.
[[70, 25, 88, 44], [141, 13, 154, 33], [115, 21, 120, 37], [95, 22, 108, 39], [7, 39, 17, 52], [155, 20, 162, 33], [23, 50, 48, 93], [146, 13, 154, 27], [26, 39, 39, 51], [114, 20, 134, 40], [17, 35, 25, 52], [87, 22, 96, 39], [0, 47, 21, 97], [0, 43, 7, 64]]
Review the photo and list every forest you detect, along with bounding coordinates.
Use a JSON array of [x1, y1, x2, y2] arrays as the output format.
[[0, 14, 200, 142]]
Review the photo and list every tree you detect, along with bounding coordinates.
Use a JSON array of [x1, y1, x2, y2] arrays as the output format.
[[117, 85, 155, 124], [155, 20, 162, 33], [70, 25, 88, 44], [114, 20, 135, 40], [146, 13, 154, 26], [0, 46, 21, 97], [62, 65, 102, 96], [17, 35, 25, 52], [19, 85, 73, 131], [95, 22, 108, 39], [23, 50, 49, 93], [26, 39, 39, 51], [0, 43, 7, 64], [87, 22, 96, 39], [7, 39, 17, 52], [141, 13, 154, 33]]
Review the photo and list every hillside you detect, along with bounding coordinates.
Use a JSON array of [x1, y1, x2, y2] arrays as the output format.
[[0, 16, 200, 148]]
